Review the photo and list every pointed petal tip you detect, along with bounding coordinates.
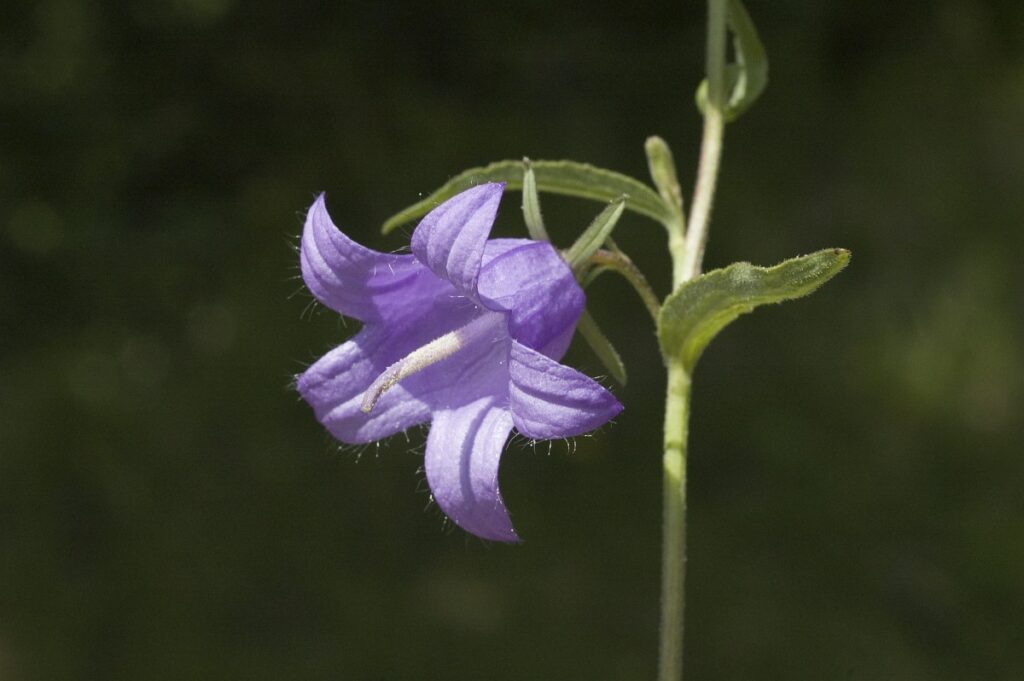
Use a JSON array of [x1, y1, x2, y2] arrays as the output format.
[[452, 509, 520, 540], [300, 192, 427, 321], [446, 507, 520, 544], [293, 361, 322, 403], [306, 192, 330, 222], [486, 526, 521, 543], [424, 400, 521, 544], [456, 181, 506, 209], [303, 192, 326, 227], [454, 181, 506, 211], [474, 180, 506, 192], [411, 183, 506, 296], [509, 341, 623, 440], [601, 394, 625, 420]]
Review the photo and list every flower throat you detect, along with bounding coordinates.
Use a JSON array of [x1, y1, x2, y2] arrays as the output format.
[[360, 311, 505, 414]]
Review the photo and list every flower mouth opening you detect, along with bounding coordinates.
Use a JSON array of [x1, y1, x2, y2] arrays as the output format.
[[360, 311, 505, 413]]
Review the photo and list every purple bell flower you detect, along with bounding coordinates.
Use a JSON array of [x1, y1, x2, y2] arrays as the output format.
[[297, 183, 623, 541]]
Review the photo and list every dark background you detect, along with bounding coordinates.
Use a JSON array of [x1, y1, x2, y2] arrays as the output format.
[[2, 1, 1023, 679]]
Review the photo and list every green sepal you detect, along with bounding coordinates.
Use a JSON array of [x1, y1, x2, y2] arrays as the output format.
[[695, 0, 768, 122], [658, 249, 850, 369], [521, 159, 550, 241], [577, 308, 628, 385], [564, 197, 627, 273], [381, 160, 672, 233]]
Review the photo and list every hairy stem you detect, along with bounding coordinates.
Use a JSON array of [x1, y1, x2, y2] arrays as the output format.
[[657, 359, 691, 681], [680, 0, 729, 285], [668, 219, 687, 287], [658, 1, 729, 680], [588, 248, 661, 321]]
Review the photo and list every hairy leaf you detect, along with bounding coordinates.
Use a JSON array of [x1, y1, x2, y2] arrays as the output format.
[[521, 159, 550, 241], [696, 0, 769, 122], [658, 249, 850, 369], [564, 198, 627, 273], [382, 160, 671, 233]]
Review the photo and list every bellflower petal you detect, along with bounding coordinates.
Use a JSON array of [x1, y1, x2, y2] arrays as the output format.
[[478, 241, 585, 355], [481, 237, 534, 266], [301, 194, 443, 322], [411, 183, 504, 298], [424, 395, 518, 542], [509, 340, 623, 439], [297, 326, 431, 443], [297, 184, 622, 541], [297, 295, 486, 443]]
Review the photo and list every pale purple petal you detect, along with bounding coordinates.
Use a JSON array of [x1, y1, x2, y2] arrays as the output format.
[[508, 340, 623, 439], [481, 238, 533, 267], [478, 241, 584, 356], [535, 324, 576, 363], [298, 302, 509, 444], [298, 185, 624, 542], [301, 194, 438, 322], [411, 183, 504, 297], [297, 326, 431, 443], [424, 396, 518, 542]]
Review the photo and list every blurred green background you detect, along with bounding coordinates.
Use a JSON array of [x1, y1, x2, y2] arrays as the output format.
[[2, 1, 1023, 679]]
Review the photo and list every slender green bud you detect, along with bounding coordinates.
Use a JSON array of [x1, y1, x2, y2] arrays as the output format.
[[645, 136, 685, 223]]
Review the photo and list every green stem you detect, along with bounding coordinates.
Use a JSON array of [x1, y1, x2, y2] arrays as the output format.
[[588, 249, 661, 321], [680, 112, 724, 281], [657, 358, 691, 681], [658, 1, 729, 680], [681, 0, 729, 284], [668, 220, 687, 287]]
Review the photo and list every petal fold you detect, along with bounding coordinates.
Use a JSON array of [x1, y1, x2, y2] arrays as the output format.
[[508, 340, 623, 439], [478, 241, 584, 356], [301, 194, 438, 322], [298, 305, 510, 444], [296, 325, 432, 443], [411, 183, 504, 297], [424, 396, 518, 542]]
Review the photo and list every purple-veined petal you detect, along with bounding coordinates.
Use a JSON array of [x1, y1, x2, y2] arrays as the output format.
[[301, 194, 453, 322], [411, 183, 504, 298], [478, 241, 584, 356], [299, 300, 510, 444], [508, 340, 623, 440], [297, 325, 432, 443], [481, 238, 533, 267], [535, 323, 576, 363], [298, 185, 623, 542], [424, 395, 518, 542]]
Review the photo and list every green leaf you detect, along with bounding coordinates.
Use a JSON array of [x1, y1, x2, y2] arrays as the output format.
[[564, 197, 627, 273], [695, 0, 769, 122], [521, 159, 550, 241], [577, 308, 627, 385], [658, 249, 850, 369], [381, 160, 672, 233]]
